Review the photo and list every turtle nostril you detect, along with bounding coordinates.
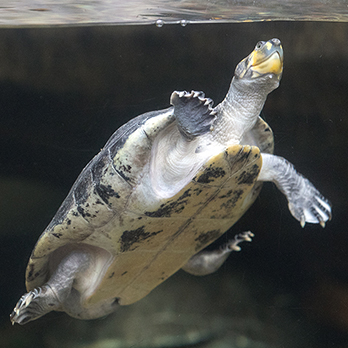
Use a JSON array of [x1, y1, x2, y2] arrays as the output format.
[[272, 38, 281, 46]]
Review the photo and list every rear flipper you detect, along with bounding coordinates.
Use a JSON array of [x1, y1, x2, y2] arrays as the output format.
[[182, 231, 254, 276], [258, 153, 332, 227], [10, 250, 82, 325], [10, 285, 61, 325]]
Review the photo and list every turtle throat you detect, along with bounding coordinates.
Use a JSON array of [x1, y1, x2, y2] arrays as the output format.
[[211, 76, 276, 146]]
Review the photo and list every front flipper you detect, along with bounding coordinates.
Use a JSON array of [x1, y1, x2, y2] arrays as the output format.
[[182, 231, 254, 276], [258, 153, 332, 227], [170, 90, 217, 140]]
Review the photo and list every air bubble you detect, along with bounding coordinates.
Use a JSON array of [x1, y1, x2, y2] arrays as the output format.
[[155, 19, 164, 27], [180, 19, 188, 26]]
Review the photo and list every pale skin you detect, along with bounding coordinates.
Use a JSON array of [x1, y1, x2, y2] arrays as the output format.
[[11, 38, 332, 325]]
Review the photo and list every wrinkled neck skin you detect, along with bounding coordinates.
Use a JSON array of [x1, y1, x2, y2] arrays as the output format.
[[210, 76, 274, 146]]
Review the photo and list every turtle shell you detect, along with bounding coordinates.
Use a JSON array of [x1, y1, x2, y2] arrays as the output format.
[[25, 110, 273, 307]]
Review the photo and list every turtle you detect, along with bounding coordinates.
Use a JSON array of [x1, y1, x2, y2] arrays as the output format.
[[11, 38, 332, 325]]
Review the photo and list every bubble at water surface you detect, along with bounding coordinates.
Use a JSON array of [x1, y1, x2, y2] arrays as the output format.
[[180, 19, 188, 26], [155, 19, 164, 27]]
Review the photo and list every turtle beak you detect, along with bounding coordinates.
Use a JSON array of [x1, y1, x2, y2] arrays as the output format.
[[235, 38, 284, 80]]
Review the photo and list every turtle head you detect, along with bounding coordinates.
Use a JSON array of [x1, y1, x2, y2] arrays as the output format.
[[234, 38, 283, 92]]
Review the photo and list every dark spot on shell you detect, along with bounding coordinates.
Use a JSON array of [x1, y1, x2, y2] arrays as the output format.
[[237, 164, 260, 185], [195, 230, 221, 251], [145, 199, 187, 218], [220, 189, 244, 210], [232, 148, 252, 164], [52, 232, 63, 238], [116, 169, 131, 182], [218, 190, 233, 199], [95, 184, 120, 205], [91, 153, 108, 178], [72, 211, 79, 217], [120, 226, 163, 252], [67, 219, 71, 225], [27, 264, 45, 282], [138, 216, 143, 220], [108, 272, 115, 279], [264, 127, 271, 132], [178, 189, 191, 201], [196, 166, 226, 184], [121, 271, 128, 276], [74, 174, 91, 204], [120, 164, 132, 173], [27, 264, 34, 279], [95, 199, 104, 205], [194, 188, 203, 195], [77, 206, 91, 218]]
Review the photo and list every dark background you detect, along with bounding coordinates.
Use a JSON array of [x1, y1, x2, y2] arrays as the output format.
[[0, 21, 347, 347]]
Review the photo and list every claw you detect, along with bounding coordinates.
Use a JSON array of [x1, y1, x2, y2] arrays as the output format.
[[226, 231, 254, 252], [300, 215, 306, 228], [243, 235, 253, 242], [320, 220, 326, 228], [24, 293, 34, 307]]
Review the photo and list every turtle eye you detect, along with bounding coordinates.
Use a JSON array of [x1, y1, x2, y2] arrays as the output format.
[[255, 41, 265, 50]]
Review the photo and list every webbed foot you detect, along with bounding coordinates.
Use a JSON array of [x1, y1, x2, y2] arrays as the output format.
[[225, 231, 254, 251], [258, 153, 332, 228], [10, 285, 59, 325], [182, 231, 254, 276], [287, 177, 332, 228]]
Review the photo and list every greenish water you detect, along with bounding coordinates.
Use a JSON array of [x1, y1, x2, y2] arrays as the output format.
[[0, 21, 347, 347]]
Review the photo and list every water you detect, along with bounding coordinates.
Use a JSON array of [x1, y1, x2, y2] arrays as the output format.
[[1, 0, 348, 26], [0, 20, 347, 348]]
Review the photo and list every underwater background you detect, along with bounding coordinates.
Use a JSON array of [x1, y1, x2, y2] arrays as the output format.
[[0, 20, 347, 347]]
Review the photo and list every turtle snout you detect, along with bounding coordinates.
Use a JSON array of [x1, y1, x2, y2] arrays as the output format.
[[271, 38, 281, 46]]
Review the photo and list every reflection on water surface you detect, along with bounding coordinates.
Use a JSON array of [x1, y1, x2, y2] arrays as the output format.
[[1, 0, 348, 26]]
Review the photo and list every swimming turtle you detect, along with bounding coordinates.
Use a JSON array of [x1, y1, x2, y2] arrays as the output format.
[[11, 38, 332, 325]]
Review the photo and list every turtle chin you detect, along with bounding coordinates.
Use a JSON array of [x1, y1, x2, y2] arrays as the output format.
[[237, 73, 281, 96]]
